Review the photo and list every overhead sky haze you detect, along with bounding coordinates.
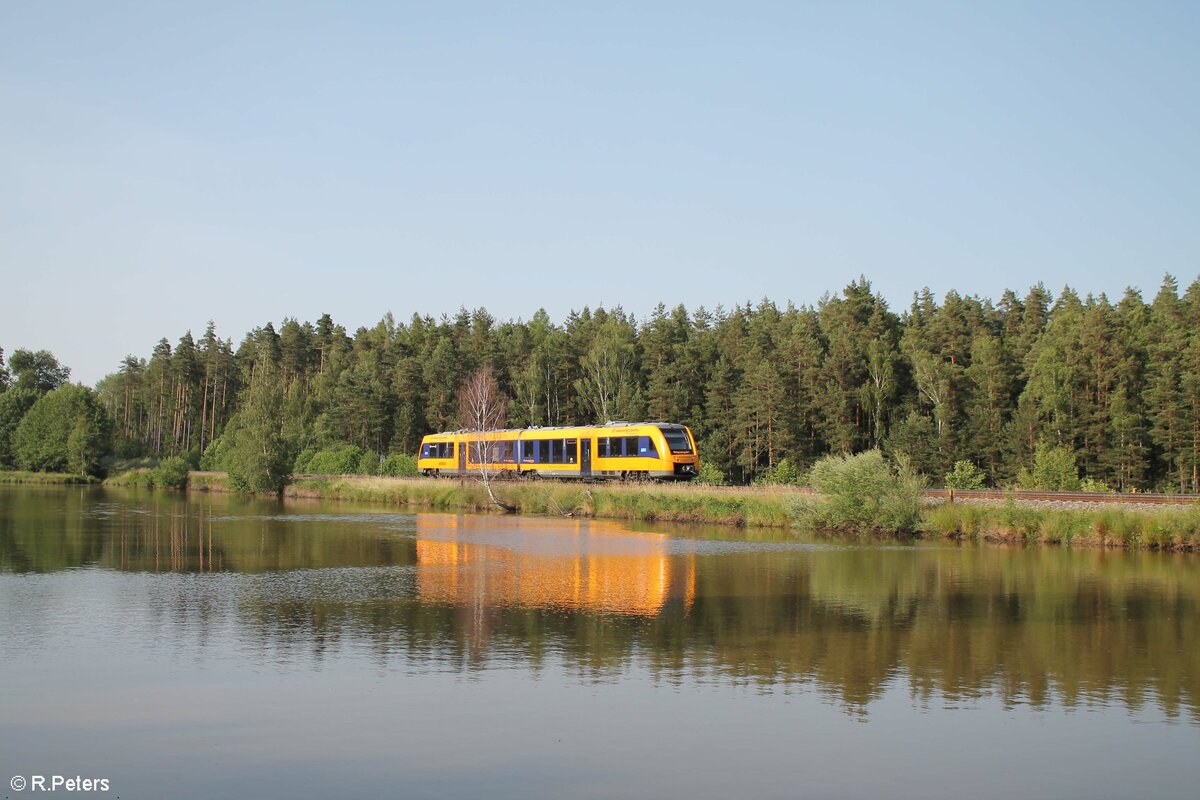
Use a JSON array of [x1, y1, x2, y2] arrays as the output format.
[[2, 1, 1197, 386]]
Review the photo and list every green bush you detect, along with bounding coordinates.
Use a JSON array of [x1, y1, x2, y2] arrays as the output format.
[[153, 456, 190, 489], [297, 444, 363, 475], [380, 453, 418, 477], [944, 460, 986, 490], [793, 450, 926, 533], [356, 448, 381, 476], [1079, 477, 1112, 493], [754, 458, 801, 486], [1016, 441, 1081, 491], [696, 461, 725, 485]]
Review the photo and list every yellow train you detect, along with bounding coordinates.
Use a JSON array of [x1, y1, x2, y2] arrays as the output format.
[[417, 422, 700, 480]]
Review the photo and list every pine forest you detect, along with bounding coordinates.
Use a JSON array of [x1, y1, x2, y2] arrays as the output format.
[[3, 276, 1200, 493]]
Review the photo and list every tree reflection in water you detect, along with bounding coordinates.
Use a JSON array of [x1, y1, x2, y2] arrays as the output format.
[[1, 487, 1197, 721]]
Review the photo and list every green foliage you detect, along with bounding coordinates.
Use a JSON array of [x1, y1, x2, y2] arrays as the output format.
[[885, 411, 940, 478], [753, 457, 801, 485], [696, 460, 725, 485], [1016, 441, 1081, 491], [795, 450, 926, 533], [0, 388, 38, 468], [380, 453, 418, 477], [154, 456, 191, 489], [222, 363, 291, 493], [104, 456, 191, 490], [1079, 477, 1112, 493], [200, 436, 233, 471], [295, 443, 363, 475], [84, 273, 1200, 493], [944, 460, 986, 490], [8, 349, 70, 394], [12, 385, 111, 475], [357, 448, 382, 476]]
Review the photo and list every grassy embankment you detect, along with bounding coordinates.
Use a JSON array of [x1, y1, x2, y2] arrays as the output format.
[[9, 467, 1199, 550], [285, 475, 1200, 550], [924, 501, 1200, 550], [286, 475, 795, 528], [0, 470, 97, 485]]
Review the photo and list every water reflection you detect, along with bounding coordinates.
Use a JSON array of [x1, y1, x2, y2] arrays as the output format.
[[1, 486, 1198, 722], [415, 514, 696, 616]]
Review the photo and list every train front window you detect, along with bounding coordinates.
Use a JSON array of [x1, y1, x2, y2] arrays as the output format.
[[662, 427, 692, 454]]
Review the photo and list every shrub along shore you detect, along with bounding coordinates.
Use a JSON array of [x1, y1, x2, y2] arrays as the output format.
[[7, 468, 1199, 551]]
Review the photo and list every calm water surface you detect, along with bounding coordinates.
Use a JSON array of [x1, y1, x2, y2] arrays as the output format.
[[1, 486, 1197, 799]]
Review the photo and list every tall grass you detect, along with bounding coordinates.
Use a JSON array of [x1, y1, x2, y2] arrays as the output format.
[[284, 476, 797, 527], [924, 501, 1200, 550], [0, 470, 97, 485]]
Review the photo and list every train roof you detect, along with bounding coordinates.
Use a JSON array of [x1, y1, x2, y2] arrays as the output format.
[[424, 421, 691, 436]]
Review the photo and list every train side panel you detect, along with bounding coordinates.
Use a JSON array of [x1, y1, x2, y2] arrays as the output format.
[[418, 422, 699, 480]]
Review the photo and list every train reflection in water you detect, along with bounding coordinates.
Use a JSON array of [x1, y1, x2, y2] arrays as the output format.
[[414, 513, 696, 616]]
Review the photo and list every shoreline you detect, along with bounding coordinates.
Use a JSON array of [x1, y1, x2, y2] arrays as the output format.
[[8, 471, 1198, 551], [253, 473, 1200, 551]]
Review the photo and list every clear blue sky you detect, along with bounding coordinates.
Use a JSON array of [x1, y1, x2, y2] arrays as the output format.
[[2, 1, 1197, 386]]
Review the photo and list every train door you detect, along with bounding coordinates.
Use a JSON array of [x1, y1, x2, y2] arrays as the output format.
[[580, 438, 592, 478], [457, 442, 466, 474]]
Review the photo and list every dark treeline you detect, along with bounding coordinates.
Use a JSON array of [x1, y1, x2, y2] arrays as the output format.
[[4, 275, 1200, 490]]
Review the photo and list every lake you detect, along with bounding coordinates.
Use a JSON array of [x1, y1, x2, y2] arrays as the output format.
[[1, 485, 1197, 799]]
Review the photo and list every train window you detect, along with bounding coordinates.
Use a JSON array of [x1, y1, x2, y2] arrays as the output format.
[[623, 437, 638, 457], [566, 439, 577, 463], [639, 436, 657, 456], [662, 427, 692, 453], [598, 437, 610, 457], [550, 439, 564, 463], [537, 440, 551, 464]]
